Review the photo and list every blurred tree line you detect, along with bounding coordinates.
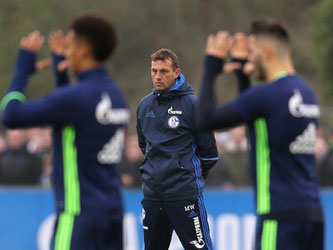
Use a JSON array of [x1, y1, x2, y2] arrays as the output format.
[[0, 0, 331, 132]]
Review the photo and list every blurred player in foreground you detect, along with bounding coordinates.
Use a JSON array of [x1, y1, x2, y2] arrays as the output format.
[[136, 48, 218, 249], [1, 13, 129, 250], [197, 20, 324, 250]]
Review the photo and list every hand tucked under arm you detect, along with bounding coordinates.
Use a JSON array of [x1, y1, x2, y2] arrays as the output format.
[[201, 159, 217, 179]]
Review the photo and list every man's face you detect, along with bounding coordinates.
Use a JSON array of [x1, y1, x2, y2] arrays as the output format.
[[249, 36, 266, 81], [151, 59, 180, 92], [65, 30, 87, 74]]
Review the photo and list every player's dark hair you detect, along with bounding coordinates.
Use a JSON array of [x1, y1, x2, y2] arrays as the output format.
[[68, 13, 117, 62], [250, 20, 290, 45], [151, 48, 180, 70]]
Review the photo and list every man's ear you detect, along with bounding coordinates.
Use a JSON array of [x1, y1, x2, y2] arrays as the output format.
[[79, 42, 92, 58], [174, 68, 181, 78], [263, 45, 274, 61]]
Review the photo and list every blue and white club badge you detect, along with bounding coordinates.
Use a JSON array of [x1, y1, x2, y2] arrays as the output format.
[[168, 115, 180, 129]]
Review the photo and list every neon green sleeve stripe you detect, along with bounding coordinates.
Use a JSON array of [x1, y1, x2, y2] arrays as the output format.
[[0, 91, 26, 110], [254, 118, 271, 214], [54, 212, 75, 250], [62, 125, 81, 214], [261, 220, 278, 250]]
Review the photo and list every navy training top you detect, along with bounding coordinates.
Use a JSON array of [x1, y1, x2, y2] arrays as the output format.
[[198, 56, 322, 221], [1, 50, 129, 217]]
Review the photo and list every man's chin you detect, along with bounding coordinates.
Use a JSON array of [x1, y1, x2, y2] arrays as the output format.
[[154, 85, 165, 91]]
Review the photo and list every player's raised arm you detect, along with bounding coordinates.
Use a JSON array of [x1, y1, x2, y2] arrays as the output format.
[[1, 31, 77, 128], [7, 31, 45, 93], [48, 30, 70, 86], [197, 31, 244, 131]]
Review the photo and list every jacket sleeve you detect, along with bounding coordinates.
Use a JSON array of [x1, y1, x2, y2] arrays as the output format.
[[136, 105, 146, 155]]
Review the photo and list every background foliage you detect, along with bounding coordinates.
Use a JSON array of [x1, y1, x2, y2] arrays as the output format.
[[0, 0, 331, 132]]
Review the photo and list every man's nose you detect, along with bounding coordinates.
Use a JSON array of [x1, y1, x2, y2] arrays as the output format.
[[155, 73, 162, 80]]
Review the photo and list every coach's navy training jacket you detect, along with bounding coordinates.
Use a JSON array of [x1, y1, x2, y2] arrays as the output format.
[[136, 73, 218, 201], [2, 50, 129, 217]]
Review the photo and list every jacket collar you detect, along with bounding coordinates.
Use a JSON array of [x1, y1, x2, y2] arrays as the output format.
[[168, 73, 185, 92], [153, 73, 193, 101]]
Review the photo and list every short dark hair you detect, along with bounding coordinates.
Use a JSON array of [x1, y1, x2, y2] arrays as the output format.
[[250, 20, 290, 45], [151, 48, 180, 70], [68, 13, 117, 62]]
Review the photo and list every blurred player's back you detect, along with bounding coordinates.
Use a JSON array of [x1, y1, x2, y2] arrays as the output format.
[[230, 74, 322, 217], [198, 20, 324, 250], [1, 13, 128, 250], [50, 70, 128, 215]]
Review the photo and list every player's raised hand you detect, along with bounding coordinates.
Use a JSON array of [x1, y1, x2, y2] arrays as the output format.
[[20, 31, 45, 53], [48, 30, 66, 56], [223, 33, 251, 74], [230, 32, 250, 59], [48, 30, 69, 72], [20, 31, 51, 73], [243, 61, 256, 75], [36, 58, 52, 72], [223, 62, 241, 73], [223, 61, 255, 75], [57, 60, 70, 72], [205, 30, 231, 58]]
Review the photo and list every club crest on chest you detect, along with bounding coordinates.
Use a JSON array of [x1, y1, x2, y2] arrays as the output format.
[[168, 115, 180, 128]]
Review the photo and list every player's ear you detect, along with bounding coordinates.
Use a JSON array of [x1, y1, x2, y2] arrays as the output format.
[[263, 45, 273, 61], [79, 42, 92, 58]]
